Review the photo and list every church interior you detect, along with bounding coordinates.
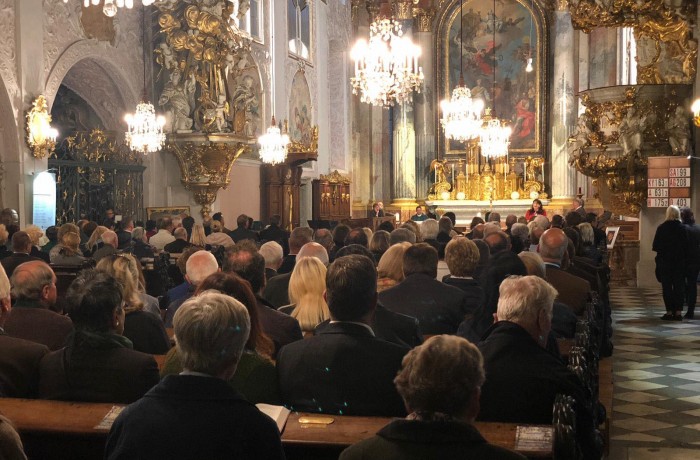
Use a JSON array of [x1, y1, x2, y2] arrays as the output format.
[[0, 0, 698, 458]]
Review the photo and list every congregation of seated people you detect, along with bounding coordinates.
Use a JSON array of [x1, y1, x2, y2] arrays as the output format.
[[0, 206, 611, 459]]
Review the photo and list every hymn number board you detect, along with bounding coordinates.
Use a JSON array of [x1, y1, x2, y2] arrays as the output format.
[[647, 157, 691, 208]]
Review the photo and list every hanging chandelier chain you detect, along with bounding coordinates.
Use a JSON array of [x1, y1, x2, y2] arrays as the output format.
[[124, 1, 165, 155]]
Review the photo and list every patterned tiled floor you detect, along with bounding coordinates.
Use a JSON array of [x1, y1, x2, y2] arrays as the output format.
[[609, 285, 700, 459]]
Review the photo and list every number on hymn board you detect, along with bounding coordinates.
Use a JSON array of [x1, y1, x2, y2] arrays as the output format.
[[670, 198, 691, 207], [647, 198, 669, 208], [669, 168, 689, 178], [648, 178, 668, 187], [669, 178, 689, 187], [648, 188, 668, 198]]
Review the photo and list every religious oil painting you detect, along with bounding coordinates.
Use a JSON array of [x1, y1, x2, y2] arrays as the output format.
[[226, 50, 263, 139], [439, 0, 546, 156], [289, 70, 313, 145]]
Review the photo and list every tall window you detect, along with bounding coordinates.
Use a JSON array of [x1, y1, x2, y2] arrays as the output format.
[[618, 27, 637, 85], [288, 0, 311, 60], [232, 0, 261, 40]]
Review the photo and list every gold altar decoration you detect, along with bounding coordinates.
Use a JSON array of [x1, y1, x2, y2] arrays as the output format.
[[567, 0, 695, 33], [567, 1, 696, 86], [429, 146, 545, 202], [155, 1, 256, 216], [26, 96, 58, 159], [568, 84, 692, 216], [286, 123, 319, 159], [165, 134, 249, 218]]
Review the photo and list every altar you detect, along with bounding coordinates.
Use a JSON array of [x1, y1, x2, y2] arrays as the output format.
[[424, 199, 550, 226]]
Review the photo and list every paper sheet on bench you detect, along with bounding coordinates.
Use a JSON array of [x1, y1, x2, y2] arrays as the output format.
[[94, 406, 125, 430], [256, 404, 290, 432], [515, 425, 553, 451]]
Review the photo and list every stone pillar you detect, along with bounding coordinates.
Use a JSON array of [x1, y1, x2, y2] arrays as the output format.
[[413, 8, 435, 202], [549, 5, 577, 202], [391, 1, 418, 207]]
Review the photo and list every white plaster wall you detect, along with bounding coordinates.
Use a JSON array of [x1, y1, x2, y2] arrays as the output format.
[[216, 159, 262, 221]]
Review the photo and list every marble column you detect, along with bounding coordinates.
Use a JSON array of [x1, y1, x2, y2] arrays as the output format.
[[391, 2, 418, 206], [413, 8, 435, 202], [549, 6, 578, 200]]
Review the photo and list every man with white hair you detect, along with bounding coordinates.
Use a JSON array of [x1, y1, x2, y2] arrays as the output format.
[[259, 241, 283, 282], [164, 227, 193, 254], [263, 241, 328, 309], [106, 292, 284, 459], [0, 263, 49, 397], [91, 230, 119, 263], [164, 250, 220, 327], [478, 275, 602, 460]]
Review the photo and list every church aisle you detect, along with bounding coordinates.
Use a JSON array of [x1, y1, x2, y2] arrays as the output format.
[[608, 285, 700, 459]]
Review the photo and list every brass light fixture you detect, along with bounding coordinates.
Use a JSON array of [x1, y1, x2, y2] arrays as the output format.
[[26, 95, 58, 159]]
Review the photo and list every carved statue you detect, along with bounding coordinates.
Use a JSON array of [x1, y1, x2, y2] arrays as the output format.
[[231, 74, 259, 136], [429, 159, 451, 197], [155, 43, 177, 71], [159, 69, 195, 133], [666, 106, 690, 155], [214, 93, 230, 133], [568, 113, 593, 159], [617, 107, 647, 156]]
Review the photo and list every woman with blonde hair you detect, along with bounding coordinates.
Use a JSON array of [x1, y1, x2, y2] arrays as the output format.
[[96, 254, 170, 354], [86, 225, 109, 256], [0, 224, 10, 259], [377, 242, 411, 292], [52, 232, 88, 266], [23, 225, 50, 263], [205, 220, 234, 248], [280, 257, 329, 332], [189, 223, 210, 249]]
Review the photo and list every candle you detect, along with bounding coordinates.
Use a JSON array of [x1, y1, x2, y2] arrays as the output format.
[[434, 168, 437, 183], [451, 164, 455, 184]]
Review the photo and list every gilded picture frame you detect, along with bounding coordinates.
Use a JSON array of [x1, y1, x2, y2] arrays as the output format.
[[435, 0, 548, 158], [146, 206, 191, 222]]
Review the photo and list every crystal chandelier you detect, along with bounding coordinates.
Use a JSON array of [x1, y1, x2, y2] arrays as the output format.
[[440, 0, 482, 142], [63, 0, 155, 17], [350, 18, 424, 107], [479, 111, 512, 158], [258, 117, 290, 165], [478, 0, 511, 158], [125, 3, 166, 154], [125, 102, 166, 154]]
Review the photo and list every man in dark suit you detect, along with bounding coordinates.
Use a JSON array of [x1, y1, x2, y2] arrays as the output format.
[[115, 216, 135, 250], [367, 202, 385, 218], [224, 243, 303, 356], [263, 242, 328, 309], [1, 232, 40, 277], [259, 214, 289, 255], [277, 255, 409, 416], [315, 244, 423, 348], [164, 227, 193, 254], [442, 238, 483, 316], [164, 250, 220, 328], [259, 241, 283, 282], [572, 197, 587, 218], [379, 244, 470, 335], [0, 265, 48, 398], [277, 226, 313, 275], [5, 261, 73, 350], [539, 228, 591, 315], [228, 214, 259, 243]]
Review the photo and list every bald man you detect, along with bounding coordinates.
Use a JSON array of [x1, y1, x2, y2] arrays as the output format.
[[5, 261, 73, 350], [164, 251, 220, 327], [263, 242, 329, 309], [538, 228, 591, 315], [91, 230, 119, 263]]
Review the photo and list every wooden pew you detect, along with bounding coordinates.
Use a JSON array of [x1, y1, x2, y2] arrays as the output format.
[[0, 399, 553, 460], [283, 412, 552, 459]]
